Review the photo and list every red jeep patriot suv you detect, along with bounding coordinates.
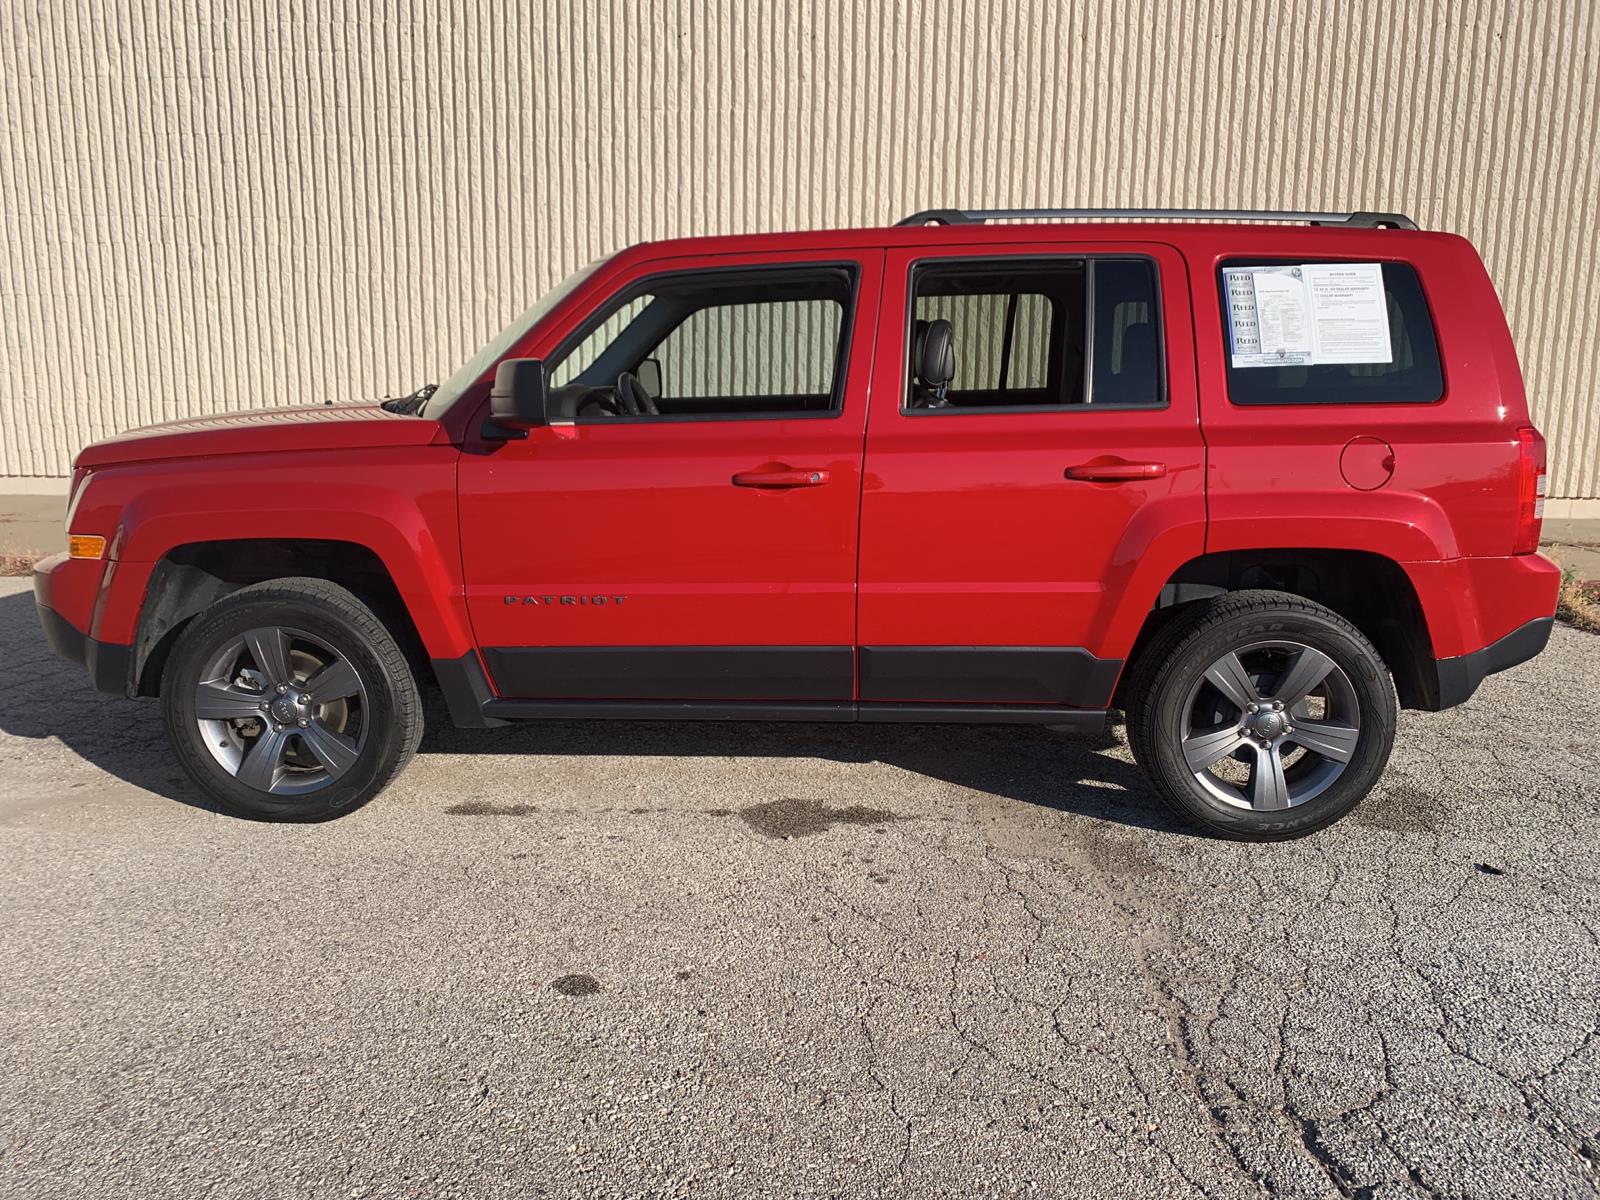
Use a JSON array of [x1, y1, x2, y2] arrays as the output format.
[[33, 207, 1560, 839]]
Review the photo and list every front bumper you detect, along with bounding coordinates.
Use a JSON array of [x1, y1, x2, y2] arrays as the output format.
[[35, 601, 135, 695], [33, 552, 133, 696]]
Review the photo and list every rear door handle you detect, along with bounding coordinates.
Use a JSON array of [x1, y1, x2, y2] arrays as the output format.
[[732, 467, 831, 488], [1064, 461, 1168, 483]]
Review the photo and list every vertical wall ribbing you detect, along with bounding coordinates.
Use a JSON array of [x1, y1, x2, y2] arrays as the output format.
[[1, 0, 1596, 498]]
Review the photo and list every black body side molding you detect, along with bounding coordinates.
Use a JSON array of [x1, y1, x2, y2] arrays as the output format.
[[481, 645, 856, 701], [432, 651, 508, 728], [858, 645, 1123, 707], [479, 698, 1106, 730], [434, 643, 1117, 731]]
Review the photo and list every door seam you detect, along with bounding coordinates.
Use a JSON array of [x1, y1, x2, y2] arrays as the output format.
[[850, 249, 889, 703]]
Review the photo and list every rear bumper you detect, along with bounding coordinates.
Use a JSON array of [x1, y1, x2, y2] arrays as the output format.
[[1430, 615, 1553, 710], [1404, 553, 1561, 658], [1403, 553, 1560, 709]]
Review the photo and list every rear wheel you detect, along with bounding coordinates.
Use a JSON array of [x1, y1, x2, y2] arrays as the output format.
[[1126, 590, 1396, 840], [161, 578, 422, 821]]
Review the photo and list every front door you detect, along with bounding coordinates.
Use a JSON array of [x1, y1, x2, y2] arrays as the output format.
[[457, 250, 883, 703], [856, 241, 1204, 708]]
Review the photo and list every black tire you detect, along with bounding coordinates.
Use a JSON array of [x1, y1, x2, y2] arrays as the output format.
[[161, 577, 423, 821], [1125, 590, 1396, 840]]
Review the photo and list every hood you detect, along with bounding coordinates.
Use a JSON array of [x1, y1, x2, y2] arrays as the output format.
[[74, 402, 448, 469]]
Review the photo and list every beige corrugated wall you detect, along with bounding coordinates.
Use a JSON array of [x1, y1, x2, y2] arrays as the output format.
[[2, 0, 1597, 507]]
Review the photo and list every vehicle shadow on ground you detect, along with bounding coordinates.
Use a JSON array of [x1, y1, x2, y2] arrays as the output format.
[[0, 590, 1184, 835], [417, 696, 1185, 834]]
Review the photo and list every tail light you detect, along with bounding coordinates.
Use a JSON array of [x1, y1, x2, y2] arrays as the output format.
[[1514, 426, 1547, 555]]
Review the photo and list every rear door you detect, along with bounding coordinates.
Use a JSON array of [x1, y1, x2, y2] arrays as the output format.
[[457, 249, 883, 704], [856, 240, 1204, 708]]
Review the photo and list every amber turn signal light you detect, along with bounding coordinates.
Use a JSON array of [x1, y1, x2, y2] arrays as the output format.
[[68, 534, 106, 560]]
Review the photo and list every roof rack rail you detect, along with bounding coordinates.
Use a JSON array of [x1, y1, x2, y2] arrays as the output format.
[[896, 207, 1419, 231]]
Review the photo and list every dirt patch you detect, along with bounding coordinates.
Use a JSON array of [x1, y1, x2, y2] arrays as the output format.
[[0, 554, 37, 577], [1353, 782, 1440, 834], [445, 800, 537, 816], [737, 797, 902, 839], [550, 974, 601, 996], [1078, 827, 1167, 880]]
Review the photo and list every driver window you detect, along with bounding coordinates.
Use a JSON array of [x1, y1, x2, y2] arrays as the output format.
[[544, 265, 855, 420], [549, 297, 649, 386], [654, 300, 840, 399]]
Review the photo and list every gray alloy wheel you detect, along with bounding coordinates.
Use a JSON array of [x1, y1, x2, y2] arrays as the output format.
[[162, 577, 423, 821], [193, 625, 371, 796], [1124, 589, 1397, 840], [1179, 639, 1361, 812]]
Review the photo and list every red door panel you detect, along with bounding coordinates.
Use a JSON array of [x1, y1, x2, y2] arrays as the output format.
[[456, 249, 883, 700], [857, 241, 1204, 705]]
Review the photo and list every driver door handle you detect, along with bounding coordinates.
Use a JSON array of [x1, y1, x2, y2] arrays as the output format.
[[732, 467, 831, 489], [1064, 460, 1168, 483]]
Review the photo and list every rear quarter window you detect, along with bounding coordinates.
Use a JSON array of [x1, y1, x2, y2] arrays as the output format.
[[1218, 260, 1444, 405]]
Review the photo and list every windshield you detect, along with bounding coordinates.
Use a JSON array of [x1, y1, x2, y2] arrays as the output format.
[[420, 258, 607, 417]]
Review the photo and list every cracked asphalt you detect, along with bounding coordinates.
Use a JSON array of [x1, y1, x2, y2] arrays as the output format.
[[1, 576, 1597, 1198]]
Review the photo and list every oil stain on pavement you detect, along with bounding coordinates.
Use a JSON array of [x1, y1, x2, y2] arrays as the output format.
[[736, 797, 902, 838], [550, 974, 602, 996], [445, 800, 538, 816]]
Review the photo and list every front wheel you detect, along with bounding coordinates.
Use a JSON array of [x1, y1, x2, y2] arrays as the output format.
[[1125, 590, 1397, 840], [161, 578, 423, 821]]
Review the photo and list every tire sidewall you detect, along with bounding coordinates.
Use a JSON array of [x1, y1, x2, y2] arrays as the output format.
[[163, 597, 408, 821], [1146, 608, 1397, 839]]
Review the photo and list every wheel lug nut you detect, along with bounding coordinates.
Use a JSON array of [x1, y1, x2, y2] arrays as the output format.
[[276, 684, 288, 694], [297, 718, 309, 727]]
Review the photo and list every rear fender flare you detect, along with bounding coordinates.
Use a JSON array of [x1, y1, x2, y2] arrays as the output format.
[[1207, 489, 1461, 562], [1085, 496, 1209, 663]]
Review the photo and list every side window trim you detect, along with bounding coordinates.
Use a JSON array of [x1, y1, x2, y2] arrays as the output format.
[[997, 290, 1019, 393], [900, 253, 1167, 415], [1083, 258, 1097, 413], [544, 261, 863, 425]]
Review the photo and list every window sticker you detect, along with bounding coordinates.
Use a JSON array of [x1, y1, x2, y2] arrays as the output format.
[[1224, 263, 1393, 368]]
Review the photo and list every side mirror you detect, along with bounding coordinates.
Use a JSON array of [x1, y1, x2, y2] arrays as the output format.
[[488, 358, 548, 430], [636, 358, 663, 399]]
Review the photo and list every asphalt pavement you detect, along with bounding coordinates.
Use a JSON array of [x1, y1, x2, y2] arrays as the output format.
[[1, 576, 1597, 1198]]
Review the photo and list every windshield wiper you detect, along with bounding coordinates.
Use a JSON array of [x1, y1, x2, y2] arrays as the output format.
[[381, 383, 438, 415]]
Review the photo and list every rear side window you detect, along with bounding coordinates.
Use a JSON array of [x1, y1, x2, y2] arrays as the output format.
[[1092, 260, 1163, 408], [915, 290, 1055, 393], [1218, 260, 1444, 405], [905, 256, 1163, 411]]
